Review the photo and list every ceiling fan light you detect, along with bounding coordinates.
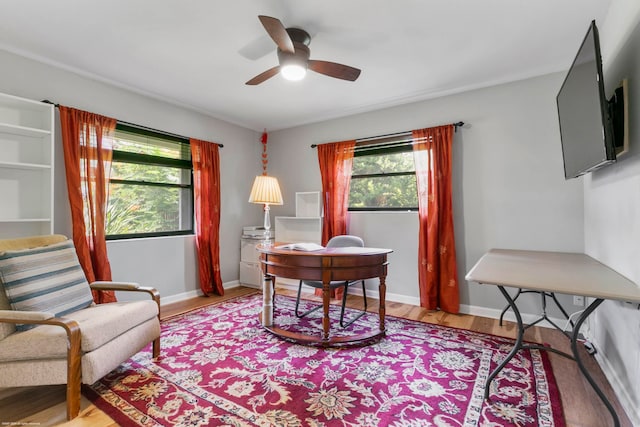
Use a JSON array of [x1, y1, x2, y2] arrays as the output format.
[[281, 64, 306, 81]]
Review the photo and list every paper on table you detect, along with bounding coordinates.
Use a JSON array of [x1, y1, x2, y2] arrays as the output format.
[[276, 242, 324, 252]]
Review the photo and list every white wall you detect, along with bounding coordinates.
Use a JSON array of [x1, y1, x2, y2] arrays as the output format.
[[348, 212, 419, 303], [267, 72, 585, 318], [584, 1, 640, 423], [0, 49, 264, 301]]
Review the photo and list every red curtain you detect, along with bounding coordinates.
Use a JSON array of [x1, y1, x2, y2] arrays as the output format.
[[316, 140, 356, 298], [190, 138, 224, 296], [317, 140, 356, 245], [412, 125, 459, 313], [59, 106, 116, 304]]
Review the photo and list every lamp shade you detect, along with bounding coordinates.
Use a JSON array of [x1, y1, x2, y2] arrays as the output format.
[[248, 175, 283, 205]]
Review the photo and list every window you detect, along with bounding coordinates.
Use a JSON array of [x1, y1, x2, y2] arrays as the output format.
[[106, 123, 193, 239], [349, 138, 418, 211]]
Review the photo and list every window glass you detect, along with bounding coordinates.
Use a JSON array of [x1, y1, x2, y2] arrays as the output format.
[[110, 162, 183, 185], [113, 126, 190, 160], [106, 124, 193, 239], [349, 146, 418, 210]]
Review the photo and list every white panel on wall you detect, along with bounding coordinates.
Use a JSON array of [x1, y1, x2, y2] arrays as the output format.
[[348, 211, 419, 300]]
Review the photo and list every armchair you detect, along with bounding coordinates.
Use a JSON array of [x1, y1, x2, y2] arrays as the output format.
[[0, 235, 161, 420]]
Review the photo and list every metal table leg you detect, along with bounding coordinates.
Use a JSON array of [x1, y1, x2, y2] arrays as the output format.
[[499, 288, 523, 326], [489, 289, 619, 426], [499, 289, 574, 331], [485, 287, 572, 398], [485, 286, 526, 400], [570, 298, 619, 427]]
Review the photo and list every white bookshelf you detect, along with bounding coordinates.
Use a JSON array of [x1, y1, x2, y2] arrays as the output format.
[[275, 217, 323, 244], [275, 191, 323, 244], [295, 191, 322, 217], [0, 93, 54, 238]]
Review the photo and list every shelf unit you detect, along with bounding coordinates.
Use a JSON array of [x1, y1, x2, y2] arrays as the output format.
[[275, 191, 323, 244], [274, 217, 323, 244], [0, 92, 54, 238], [295, 191, 322, 217]]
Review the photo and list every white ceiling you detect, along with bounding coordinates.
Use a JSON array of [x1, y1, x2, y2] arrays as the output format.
[[0, 0, 612, 131]]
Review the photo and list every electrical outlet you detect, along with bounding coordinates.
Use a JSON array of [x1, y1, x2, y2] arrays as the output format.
[[573, 295, 585, 306]]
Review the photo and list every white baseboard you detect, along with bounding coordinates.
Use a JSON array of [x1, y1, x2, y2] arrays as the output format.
[[160, 289, 203, 306], [159, 280, 241, 306], [163, 280, 568, 332], [594, 348, 640, 426], [459, 304, 570, 331], [224, 280, 241, 289], [277, 280, 564, 330], [278, 279, 423, 307], [164, 280, 566, 330]]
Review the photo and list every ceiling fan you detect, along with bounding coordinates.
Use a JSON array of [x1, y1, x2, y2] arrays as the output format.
[[245, 15, 361, 85]]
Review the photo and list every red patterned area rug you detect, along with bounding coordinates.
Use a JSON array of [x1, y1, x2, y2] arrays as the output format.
[[83, 293, 565, 426]]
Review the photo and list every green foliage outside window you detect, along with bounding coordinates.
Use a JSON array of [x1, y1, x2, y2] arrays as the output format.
[[106, 183, 187, 235], [349, 149, 418, 210]]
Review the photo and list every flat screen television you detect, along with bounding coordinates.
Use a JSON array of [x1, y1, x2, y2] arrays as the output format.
[[556, 20, 616, 179]]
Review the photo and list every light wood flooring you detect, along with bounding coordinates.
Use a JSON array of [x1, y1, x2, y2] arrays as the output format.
[[0, 286, 632, 426]]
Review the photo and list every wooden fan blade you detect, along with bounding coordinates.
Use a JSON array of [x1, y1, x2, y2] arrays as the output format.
[[308, 60, 361, 81], [258, 15, 294, 54], [245, 66, 280, 85]]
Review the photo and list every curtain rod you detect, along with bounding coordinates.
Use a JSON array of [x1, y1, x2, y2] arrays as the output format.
[[310, 121, 465, 148], [41, 100, 223, 148]]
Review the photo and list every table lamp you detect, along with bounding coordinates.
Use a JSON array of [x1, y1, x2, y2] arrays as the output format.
[[248, 175, 283, 246]]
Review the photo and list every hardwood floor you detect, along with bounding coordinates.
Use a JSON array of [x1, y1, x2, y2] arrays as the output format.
[[0, 286, 632, 426]]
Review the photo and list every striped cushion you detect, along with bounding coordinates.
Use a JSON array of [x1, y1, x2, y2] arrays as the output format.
[[0, 240, 94, 331]]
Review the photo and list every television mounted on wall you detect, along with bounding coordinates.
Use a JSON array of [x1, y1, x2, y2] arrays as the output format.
[[556, 20, 627, 180]]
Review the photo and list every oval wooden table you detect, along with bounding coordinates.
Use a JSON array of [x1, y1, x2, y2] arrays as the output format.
[[256, 244, 393, 346]]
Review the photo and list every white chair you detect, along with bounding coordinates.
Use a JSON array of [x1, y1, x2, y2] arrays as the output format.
[[294, 235, 368, 328]]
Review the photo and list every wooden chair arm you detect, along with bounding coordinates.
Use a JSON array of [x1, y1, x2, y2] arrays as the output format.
[[0, 313, 82, 419], [0, 309, 55, 323], [90, 281, 140, 290], [0, 311, 81, 338], [90, 282, 161, 320]]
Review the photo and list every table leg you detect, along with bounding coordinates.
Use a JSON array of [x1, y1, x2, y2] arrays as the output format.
[[499, 288, 522, 326], [379, 275, 387, 333], [262, 274, 274, 326], [485, 285, 526, 400], [322, 280, 330, 341], [571, 298, 619, 427], [490, 290, 619, 426]]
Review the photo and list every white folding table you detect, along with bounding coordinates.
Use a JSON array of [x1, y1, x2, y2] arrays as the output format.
[[466, 249, 640, 427]]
